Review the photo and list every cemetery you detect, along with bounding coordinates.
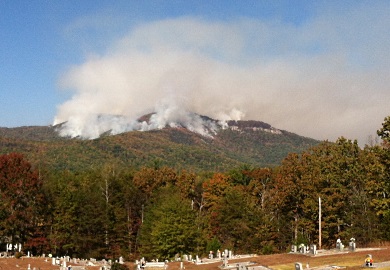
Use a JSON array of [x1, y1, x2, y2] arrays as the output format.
[[1, 233, 390, 270], [0, 242, 390, 270], [133, 241, 390, 270]]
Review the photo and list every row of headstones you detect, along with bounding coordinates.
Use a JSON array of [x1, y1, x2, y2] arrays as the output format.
[[176, 249, 233, 262], [5, 243, 22, 252], [209, 249, 234, 260], [178, 249, 234, 262], [292, 241, 356, 255], [336, 238, 356, 251], [0, 243, 22, 258], [138, 251, 232, 269], [51, 256, 124, 267], [135, 258, 168, 269], [291, 245, 317, 255]]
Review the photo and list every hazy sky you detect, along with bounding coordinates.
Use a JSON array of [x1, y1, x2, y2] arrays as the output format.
[[1, 1, 389, 144]]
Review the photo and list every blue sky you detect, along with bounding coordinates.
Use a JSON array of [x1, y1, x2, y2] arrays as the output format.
[[1, 1, 389, 144]]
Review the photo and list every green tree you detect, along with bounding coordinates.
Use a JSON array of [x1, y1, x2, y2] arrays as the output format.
[[105, 168, 143, 259], [375, 116, 390, 239], [47, 170, 106, 258], [49, 171, 83, 256], [270, 152, 319, 248], [138, 186, 198, 260], [271, 138, 385, 248], [377, 116, 390, 142], [211, 186, 259, 253]]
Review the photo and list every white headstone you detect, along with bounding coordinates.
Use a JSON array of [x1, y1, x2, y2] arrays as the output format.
[[349, 241, 356, 251], [292, 245, 297, 253], [295, 262, 303, 270], [311, 244, 317, 255]]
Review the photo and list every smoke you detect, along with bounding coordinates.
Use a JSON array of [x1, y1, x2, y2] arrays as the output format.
[[55, 9, 390, 144]]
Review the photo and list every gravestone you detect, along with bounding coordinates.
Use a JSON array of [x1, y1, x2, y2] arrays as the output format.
[[144, 262, 166, 268], [223, 257, 228, 267], [310, 244, 316, 255], [292, 245, 297, 253], [336, 238, 343, 250], [295, 262, 303, 270], [349, 238, 356, 251]]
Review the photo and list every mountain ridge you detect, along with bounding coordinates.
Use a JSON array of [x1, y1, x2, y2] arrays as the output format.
[[0, 117, 321, 172]]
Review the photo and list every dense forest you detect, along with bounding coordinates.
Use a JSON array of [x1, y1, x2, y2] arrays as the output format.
[[0, 116, 389, 262]]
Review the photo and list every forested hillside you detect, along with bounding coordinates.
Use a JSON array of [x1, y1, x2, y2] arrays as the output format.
[[0, 120, 319, 171], [0, 116, 389, 262]]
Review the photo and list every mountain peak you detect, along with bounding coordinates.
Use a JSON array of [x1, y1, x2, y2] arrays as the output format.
[[53, 111, 282, 139], [134, 112, 283, 137]]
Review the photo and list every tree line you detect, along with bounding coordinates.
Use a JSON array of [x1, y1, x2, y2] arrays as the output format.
[[0, 116, 389, 261]]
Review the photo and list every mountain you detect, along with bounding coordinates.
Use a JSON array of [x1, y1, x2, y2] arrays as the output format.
[[0, 116, 320, 172]]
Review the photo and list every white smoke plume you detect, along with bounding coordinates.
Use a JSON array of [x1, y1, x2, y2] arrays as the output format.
[[55, 9, 390, 144]]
